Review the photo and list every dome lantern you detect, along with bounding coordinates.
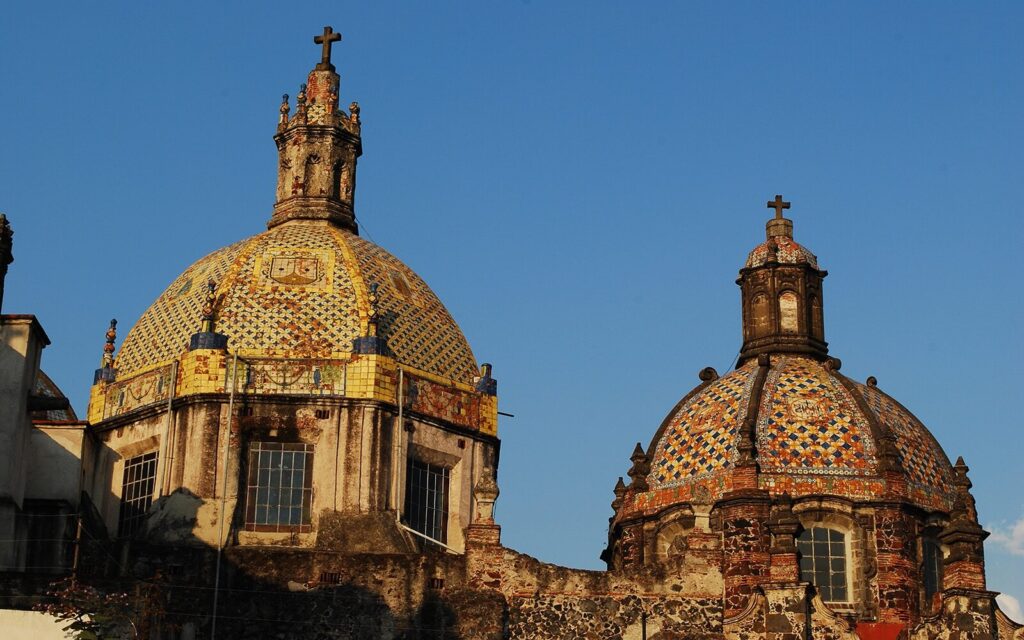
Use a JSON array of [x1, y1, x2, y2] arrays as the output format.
[[737, 195, 828, 365], [269, 26, 362, 233]]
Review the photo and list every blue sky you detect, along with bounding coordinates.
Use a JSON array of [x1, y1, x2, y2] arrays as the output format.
[[2, 1, 1022, 617]]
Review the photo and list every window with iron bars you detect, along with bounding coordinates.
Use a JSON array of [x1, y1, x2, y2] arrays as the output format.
[[245, 442, 313, 532], [118, 451, 158, 537], [797, 526, 849, 602], [404, 459, 450, 545]]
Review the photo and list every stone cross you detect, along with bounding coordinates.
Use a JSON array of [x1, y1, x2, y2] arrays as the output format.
[[767, 194, 791, 219], [314, 26, 342, 67]]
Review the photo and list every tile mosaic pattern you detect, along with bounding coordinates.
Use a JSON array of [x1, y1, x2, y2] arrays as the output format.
[[756, 357, 875, 475], [628, 356, 957, 518], [856, 382, 954, 508], [745, 237, 819, 269], [649, 361, 759, 488], [115, 221, 479, 383]]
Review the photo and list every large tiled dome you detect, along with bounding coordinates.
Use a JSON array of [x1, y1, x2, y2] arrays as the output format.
[[624, 355, 955, 518], [115, 220, 479, 383]]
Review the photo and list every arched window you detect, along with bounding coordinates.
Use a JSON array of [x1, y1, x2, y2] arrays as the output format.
[[797, 526, 849, 602], [751, 293, 771, 337], [778, 291, 799, 333]]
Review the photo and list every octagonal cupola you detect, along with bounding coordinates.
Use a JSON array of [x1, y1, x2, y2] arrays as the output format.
[[270, 26, 362, 233], [737, 195, 828, 364]]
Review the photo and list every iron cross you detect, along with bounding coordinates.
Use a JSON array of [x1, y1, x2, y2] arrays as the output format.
[[314, 26, 342, 66], [767, 194, 791, 219]]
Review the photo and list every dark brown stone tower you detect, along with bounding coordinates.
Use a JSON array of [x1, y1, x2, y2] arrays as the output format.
[[737, 195, 828, 364]]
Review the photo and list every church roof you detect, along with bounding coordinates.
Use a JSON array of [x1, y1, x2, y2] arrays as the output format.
[[613, 197, 958, 525], [744, 236, 819, 269], [114, 220, 479, 383], [622, 355, 955, 519]]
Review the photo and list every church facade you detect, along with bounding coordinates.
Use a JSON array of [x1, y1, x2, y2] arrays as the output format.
[[0, 29, 1021, 640]]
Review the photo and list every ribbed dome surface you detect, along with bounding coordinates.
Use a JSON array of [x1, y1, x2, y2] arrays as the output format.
[[115, 220, 479, 383], [635, 356, 954, 513], [745, 236, 819, 269]]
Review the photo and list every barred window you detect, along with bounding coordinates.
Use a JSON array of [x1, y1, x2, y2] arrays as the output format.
[[245, 442, 313, 532], [404, 459, 450, 545], [798, 527, 848, 602], [118, 451, 158, 537]]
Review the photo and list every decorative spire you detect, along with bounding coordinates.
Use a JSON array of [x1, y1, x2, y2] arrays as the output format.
[[270, 27, 362, 233], [102, 319, 117, 367], [475, 362, 498, 395], [611, 477, 627, 512], [200, 279, 217, 333], [627, 443, 650, 491], [737, 196, 829, 364], [278, 94, 290, 129], [352, 282, 389, 355], [189, 280, 228, 351], [366, 282, 380, 336], [0, 214, 13, 314], [940, 456, 989, 584], [93, 319, 118, 384], [951, 456, 980, 524]]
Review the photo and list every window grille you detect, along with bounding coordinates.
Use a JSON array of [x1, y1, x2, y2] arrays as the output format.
[[797, 527, 848, 602], [404, 459, 450, 545], [118, 451, 158, 537], [244, 442, 313, 532]]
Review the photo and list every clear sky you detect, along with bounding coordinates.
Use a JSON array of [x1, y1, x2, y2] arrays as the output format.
[[2, 0, 1022, 619]]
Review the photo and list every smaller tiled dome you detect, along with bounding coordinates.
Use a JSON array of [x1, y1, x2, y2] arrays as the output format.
[[745, 236, 819, 269], [621, 355, 955, 522]]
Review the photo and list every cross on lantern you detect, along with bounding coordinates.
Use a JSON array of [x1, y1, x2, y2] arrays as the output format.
[[314, 26, 342, 67], [767, 194, 790, 219]]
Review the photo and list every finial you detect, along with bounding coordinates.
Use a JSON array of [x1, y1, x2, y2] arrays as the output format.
[[189, 280, 228, 351], [102, 319, 117, 368], [627, 443, 650, 491], [352, 282, 389, 355], [0, 214, 12, 263], [699, 367, 719, 382], [0, 213, 12, 314], [765, 194, 794, 240], [866, 376, 878, 387], [200, 279, 217, 333], [296, 84, 307, 116], [279, 94, 290, 127], [473, 473, 500, 523], [313, 26, 342, 70], [476, 363, 498, 395], [92, 318, 119, 384], [349, 101, 360, 124], [611, 477, 627, 512]]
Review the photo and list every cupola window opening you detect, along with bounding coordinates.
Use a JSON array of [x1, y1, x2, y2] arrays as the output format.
[[404, 458, 451, 545], [118, 451, 158, 538], [244, 442, 314, 532], [778, 291, 799, 333], [797, 526, 850, 602]]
